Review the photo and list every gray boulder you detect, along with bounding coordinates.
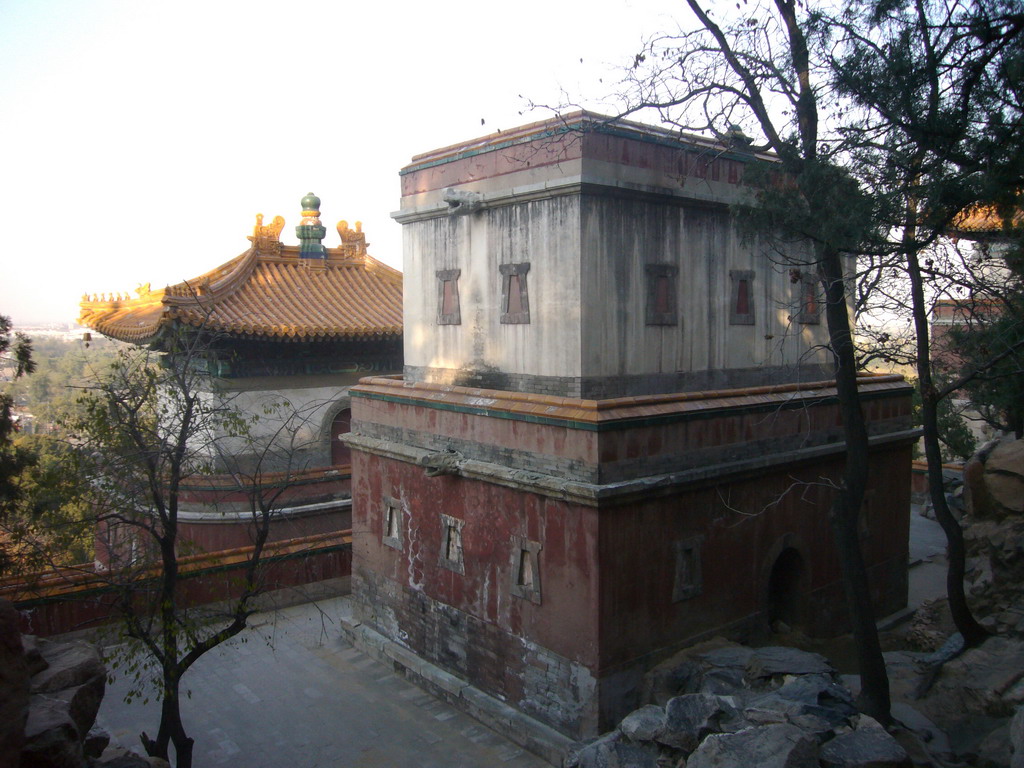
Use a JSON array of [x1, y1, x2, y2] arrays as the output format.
[[22, 634, 48, 677], [91, 746, 169, 768], [642, 639, 752, 704], [1011, 706, 1024, 768], [687, 723, 819, 768], [618, 705, 666, 743], [566, 731, 619, 768], [21, 694, 83, 768], [978, 721, 1012, 768], [0, 599, 30, 768], [93, 759, 152, 768], [820, 716, 910, 768], [32, 640, 105, 695], [776, 673, 857, 713], [30, 637, 106, 752], [566, 731, 661, 768], [84, 724, 111, 759], [658, 693, 735, 751], [740, 692, 846, 742], [699, 646, 755, 695], [890, 702, 952, 760], [48, 677, 106, 740], [745, 646, 835, 688]]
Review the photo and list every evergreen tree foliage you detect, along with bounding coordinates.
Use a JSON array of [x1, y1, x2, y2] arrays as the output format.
[[0, 314, 35, 572], [947, 243, 1024, 437]]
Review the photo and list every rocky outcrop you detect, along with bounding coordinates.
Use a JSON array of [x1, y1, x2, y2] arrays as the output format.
[[0, 598, 157, 768], [960, 438, 1024, 639], [966, 437, 1024, 519], [568, 640, 916, 768], [20, 638, 106, 768], [1010, 706, 1024, 768], [0, 599, 31, 768], [879, 635, 1024, 767]]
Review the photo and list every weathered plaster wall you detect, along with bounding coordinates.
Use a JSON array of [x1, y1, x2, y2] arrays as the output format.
[[351, 451, 603, 737], [402, 198, 583, 386], [578, 195, 829, 384], [207, 375, 361, 471], [396, 117, 837, 397]]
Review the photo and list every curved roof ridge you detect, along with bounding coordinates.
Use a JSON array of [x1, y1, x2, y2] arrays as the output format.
[[163, 247, 259, 305], [80, 225, 403, 345]]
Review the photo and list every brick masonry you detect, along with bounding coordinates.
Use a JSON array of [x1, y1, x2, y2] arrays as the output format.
[[354, 568, 599, 737], [348, 377, 915, 738]]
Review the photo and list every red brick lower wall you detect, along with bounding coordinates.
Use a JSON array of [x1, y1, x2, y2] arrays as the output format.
[[177, 508, 352, 553], [5, 533, 352, 637], [352, 438, 911, 737]]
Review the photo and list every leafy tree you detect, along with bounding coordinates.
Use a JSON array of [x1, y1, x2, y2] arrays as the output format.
[[830, 0, 1024, 646], [2, 433, 94, 569], [64, 331, 314, 768], [615, 0, 895, 722], [0, 314, 35, 572], [947, 243, 1024, 437]]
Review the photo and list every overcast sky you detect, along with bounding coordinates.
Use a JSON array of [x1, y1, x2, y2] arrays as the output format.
[[0, 0, 687, 325]]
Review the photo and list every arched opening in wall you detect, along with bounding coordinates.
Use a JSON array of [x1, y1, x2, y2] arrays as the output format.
[[767, 547, 804, 631], [330, 408, 352, 466]]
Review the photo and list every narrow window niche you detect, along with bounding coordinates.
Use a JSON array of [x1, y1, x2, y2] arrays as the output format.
[[510, 536, 542, 604], [500, 262, 531, 324], [439, 513, 465, 574], [382, 496, 403, 551], [798, 271, 821, 324], [729, 269, 755, 325], [672, 535, 705, 602], [645, 264, 678, 326], [436, 269, 461, 325]]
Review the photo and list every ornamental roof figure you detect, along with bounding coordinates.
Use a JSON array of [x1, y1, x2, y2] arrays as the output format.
[[79, 195, 402, 344]]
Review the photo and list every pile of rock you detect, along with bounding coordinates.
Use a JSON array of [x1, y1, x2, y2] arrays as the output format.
[[963, 437, 1024, 638], [567, 639, 940, 768], [883, 635, 1024, 767], [0, 599, 165, 768], [1, 598, 107, 768]]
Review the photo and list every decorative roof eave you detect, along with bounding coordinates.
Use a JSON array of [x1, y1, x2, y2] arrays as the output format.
[[948, 203, 1024, 242], [166, 313, 403, 341], [80, 199, 403, 346]]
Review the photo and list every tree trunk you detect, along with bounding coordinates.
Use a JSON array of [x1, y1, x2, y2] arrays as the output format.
[[818, 249, 892, 724], [142, 670, 195, 768], [903, 245, 988, 647]]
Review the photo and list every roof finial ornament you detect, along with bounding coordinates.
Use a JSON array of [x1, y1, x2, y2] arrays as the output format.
[[248, 212, 285, 255], [337, 219, 369, 259], [297, 192, 327, 260]]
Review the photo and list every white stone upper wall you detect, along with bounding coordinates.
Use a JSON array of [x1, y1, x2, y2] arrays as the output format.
[[395, 113, 837, 397]]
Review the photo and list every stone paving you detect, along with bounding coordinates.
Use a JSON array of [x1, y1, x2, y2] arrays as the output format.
[[95, 596, 548, 768]]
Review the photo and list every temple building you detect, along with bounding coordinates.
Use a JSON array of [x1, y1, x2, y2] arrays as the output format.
[[79, 194, 402, 557], [344, 113, 915, 742]]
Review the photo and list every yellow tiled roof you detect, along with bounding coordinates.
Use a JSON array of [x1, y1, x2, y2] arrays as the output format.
[[80, 221, 403, 344], [949, 204, 1024, 237]]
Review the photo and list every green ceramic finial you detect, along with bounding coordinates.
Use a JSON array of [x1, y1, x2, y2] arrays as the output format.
[[297, 192, 327, 259], [301, 192, 321, 213]]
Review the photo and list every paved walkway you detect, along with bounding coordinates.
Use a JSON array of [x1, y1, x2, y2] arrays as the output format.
[[96, 596, 548, 768], [907, 505, 950, 613]]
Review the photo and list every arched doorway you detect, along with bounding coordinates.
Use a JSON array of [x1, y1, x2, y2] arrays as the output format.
[[767, 547, 804, 630], [330, 408, 352, 466]]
